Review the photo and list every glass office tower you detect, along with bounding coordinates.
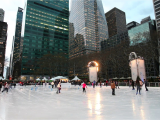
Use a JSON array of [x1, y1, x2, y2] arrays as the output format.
[[128, 20, 156, 46], [69, 0, 108, 58], [13, 7, 23, 73], [21, 0, 69, 79]]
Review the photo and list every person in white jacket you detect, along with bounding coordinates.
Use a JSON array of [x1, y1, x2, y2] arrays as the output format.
[[51, 82, 54, 88]]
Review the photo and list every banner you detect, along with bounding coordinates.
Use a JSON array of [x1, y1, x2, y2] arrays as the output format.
[[137, 59, 146, 82], [130, 59, 138, 81], [89, 67, 97, 82]]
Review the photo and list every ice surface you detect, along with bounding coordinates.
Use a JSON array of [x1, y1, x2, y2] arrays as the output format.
[[0, 85, 160, 120]]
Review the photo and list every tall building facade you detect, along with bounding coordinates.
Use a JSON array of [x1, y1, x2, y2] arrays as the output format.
[[0, 21, 7, 77], [69, 0, 108, 58], [128, 20, 156, 46], [12, 7, 23, 79], [126, 21, 139, 30], [13, 7, 23, 63], [153, 0, 160, 76], [21, 0, 69, 80], [105, 7, 127, 38], [0, 9, 4, 22], [153, 0, 160, 31]]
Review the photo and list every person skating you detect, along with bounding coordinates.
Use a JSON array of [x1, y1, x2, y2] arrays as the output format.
[[51, 81, 54, 88], [82, 82, 87, 93], [144, 79, 148, 91], [93, 80, 95, 88], [115, 80, 119, 89], [0, 82, 2, 92], [56, 82, 61, 94], [100, 81, 102, 88], [106, 80, 108, 87], [2, 82, 9, 93], [13, 82, 16, 88], [131, 80, 135, 90], [111, 81, 115, 95], [136, 79, 141, 95], [59, 84, 61, 93]]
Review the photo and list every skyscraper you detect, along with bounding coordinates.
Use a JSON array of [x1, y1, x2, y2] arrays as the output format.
[[0, 21, 7, 77], [0, 9, 4, 22], [105, 7, 127, 38], [69, 0, 108, 58], [21, 0, 69, 80], [12, 7, 23, 78], [153, 0, 160, 31]]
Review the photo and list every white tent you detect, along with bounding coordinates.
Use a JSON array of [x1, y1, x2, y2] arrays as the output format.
[[50, 78, 56, 81], [36, 78, 41, 81], [120, 77, 125, 79], [51, 76, 68, 82], [113, 77, 118, 79], [53, 76, 68, 80], [72, 76, 81, 81], [42, 77, 48, 80]]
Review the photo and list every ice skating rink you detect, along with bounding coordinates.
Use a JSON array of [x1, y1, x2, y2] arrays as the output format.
[[0, 85, 160, 120]]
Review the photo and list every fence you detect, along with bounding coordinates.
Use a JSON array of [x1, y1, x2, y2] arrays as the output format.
[[117, 82, 160, 87]]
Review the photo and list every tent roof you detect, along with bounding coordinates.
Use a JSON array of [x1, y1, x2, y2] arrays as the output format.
[[72, 76, 81, 80], [42, 77, 48, 80], [52, 76, 68, 80], [36, 78, 41, 81]]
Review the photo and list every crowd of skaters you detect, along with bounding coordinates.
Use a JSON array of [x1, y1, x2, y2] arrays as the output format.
[[0, 78, 149, 96]]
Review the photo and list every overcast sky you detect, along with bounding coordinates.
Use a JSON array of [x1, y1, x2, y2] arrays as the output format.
[[0, 0, 155, 61]]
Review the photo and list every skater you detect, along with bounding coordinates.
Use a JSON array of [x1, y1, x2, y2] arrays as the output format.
[[131, 80, 135, 90], [9, 82, 12, 89], [82, 82, 87, 93], [136, 79, 141, 95], [93, 80, 96, 88], [35, 82, 36, 87], [100, 81, 102, 88], [59, 84, 61, 93], [0, 82, 2, 92], [2, 82, 9, 93], [51, 81, 54, 88], [111, 81, 115, 95], [106, 80, 108, 87], [129, 80, 131, 87], [115, 80, 119, 89], [56, 82, 61, 94], [144, 79, 148, 91], [13, 82, 16, 88]]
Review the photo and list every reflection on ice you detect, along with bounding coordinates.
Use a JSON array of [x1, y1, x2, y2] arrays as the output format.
[[0, 86, 160, 120]]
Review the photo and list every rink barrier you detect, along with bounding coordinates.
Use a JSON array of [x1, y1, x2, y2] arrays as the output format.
[[117, 82, 160, 87]]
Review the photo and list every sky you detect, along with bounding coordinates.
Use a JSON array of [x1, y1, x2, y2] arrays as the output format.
[[0, 0, 155, 63]]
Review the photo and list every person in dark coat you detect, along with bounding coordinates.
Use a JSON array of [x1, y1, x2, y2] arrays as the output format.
[[0, 82, 2, 92], [144, 79, 148, 91], [131, 80, 135, 90], [115, 80, 119, 89], [136, 79, 141, 95]]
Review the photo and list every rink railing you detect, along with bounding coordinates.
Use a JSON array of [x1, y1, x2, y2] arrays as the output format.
[[118, 82, 160, 87]]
